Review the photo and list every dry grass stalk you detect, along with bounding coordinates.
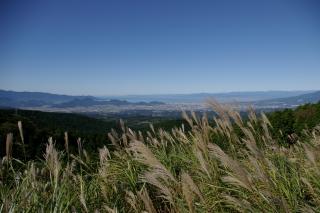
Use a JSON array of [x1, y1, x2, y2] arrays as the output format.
[[64, 131, 69, 154], [24, 162, 38, 191], [18, 121, 27, 160], [142, 169, 175, 204], [44, 137, 61, 185], [128, 140, 176, 182], [193, 146, 210, 177], [77, 137, 83, 157], [5, 133, 13, 160], [108, 132, 120, 149], [125, 190, 138, 212], [261, 112, 272, 127], [181, 172, 203, 205], [208, 143, 252, 191], [206, 100, 232, 125], [223, 194, 252, 211], [104, 206, 118, 213], [303, 144, 316, 166], [248, 106, 258, 124], [191, 111, 200, 126], [17, 121, 24, 144], [78, 175, 88, 212], [182, 111, 194, 128], [173, 128, 189, 144], [181, 175, 194, 212], [138, 188, 157, 213], [138, 131, 144, 142], [120, 119, 125, 132], [129, 140, 177, 205], [99, 146, 111, 166], [228, 109, 243, 128], [149, 123, 155, 134], [121, 133, 128, 147], [261, 122, 273, 144]]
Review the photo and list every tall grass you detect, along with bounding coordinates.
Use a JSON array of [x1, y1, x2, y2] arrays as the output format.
[[1, 102, 320, 212]]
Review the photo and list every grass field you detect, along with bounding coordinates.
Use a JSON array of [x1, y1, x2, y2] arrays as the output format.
[[1, 102, 320, 212]]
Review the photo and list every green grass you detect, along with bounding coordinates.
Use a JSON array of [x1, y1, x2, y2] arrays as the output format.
[[1, 102, 320, 212]]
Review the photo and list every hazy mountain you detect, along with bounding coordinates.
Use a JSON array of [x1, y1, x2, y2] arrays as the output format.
[[0, 90, 93, 108], [0, 90, 165, 108], [102, 91, 313, 103], [0, 89, 316, 109], [253, 91, 320, 107]]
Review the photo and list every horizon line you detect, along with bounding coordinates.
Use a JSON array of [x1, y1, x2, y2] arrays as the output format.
[[0, 88, 318, 97]]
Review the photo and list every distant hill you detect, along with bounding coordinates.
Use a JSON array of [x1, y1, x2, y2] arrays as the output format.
[[253, 91, 320, 107], [0, 90, 92, 108], [0, 89, 316, 109], [0, 90, 165, 108], [103, 91, 312, 103]]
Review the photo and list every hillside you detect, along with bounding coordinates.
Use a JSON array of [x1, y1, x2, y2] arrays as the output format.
[[2, 102, 320, 160], [0, 109, 185, 158], [1, 102, 320, 212], [0, 109, 118, 158]]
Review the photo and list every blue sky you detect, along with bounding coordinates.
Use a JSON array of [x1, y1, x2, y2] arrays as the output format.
[[1, 0, 319, 95]]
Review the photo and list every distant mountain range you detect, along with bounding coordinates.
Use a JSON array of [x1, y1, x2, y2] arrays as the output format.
[[0, 89, 319, 109], [253, 91, 320, 107], [103, 91, 313, 103], [0, 90, 92, 107], [0, 90, 165, 108]]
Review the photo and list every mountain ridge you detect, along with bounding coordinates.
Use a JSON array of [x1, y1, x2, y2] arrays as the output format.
[[1, 89, 319, 109], [252, 91, 320, 107]]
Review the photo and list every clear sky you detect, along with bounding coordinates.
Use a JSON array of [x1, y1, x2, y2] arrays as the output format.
[[1, 0, 319, 95]]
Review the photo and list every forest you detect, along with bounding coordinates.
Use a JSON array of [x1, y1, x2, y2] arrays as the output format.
[[1, 102, 320, 159]]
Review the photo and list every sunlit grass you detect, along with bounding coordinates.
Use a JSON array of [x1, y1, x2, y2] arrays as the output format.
[[1, 101, 320, 212]]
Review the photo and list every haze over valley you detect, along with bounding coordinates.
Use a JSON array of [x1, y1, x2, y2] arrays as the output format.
[[1, 89, 319, 118]]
